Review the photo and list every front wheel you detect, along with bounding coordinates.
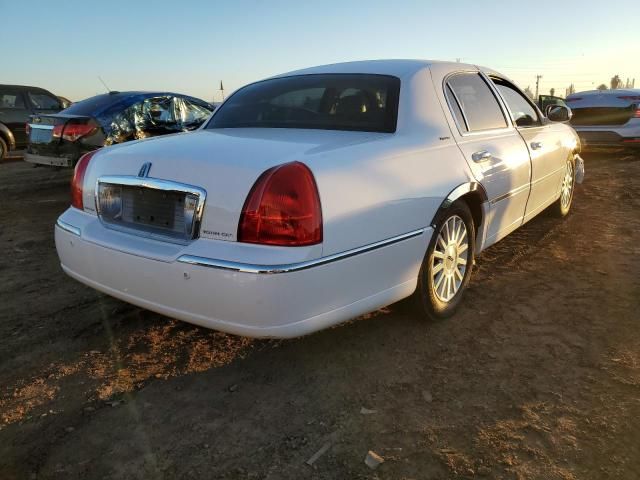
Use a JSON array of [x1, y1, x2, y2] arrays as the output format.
[[552, 155, 576, 217], [413, 200, 475, 319]]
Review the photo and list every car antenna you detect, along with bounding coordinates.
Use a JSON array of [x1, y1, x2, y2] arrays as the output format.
[[98, 76, 112, 93]]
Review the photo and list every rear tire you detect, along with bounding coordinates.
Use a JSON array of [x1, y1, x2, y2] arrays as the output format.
[[552, 155, 576, 217], [413, 200, 475, 320]]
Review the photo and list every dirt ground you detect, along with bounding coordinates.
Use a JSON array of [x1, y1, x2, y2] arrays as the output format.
[[1, 152, 639, 480]]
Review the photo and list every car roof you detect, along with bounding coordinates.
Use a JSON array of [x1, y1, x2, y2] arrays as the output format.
[[61, 91, 211, 118], [0, 84, 55, 93], [89, 91, 200, 100], [568, 88, 640, 98], [274, 59, 480, 78]]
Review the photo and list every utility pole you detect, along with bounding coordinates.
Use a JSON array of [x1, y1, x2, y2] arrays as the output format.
[[534, 75, 542, 100]]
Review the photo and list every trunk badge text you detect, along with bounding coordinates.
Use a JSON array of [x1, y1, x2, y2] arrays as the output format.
[[138, 162, 152, 178]]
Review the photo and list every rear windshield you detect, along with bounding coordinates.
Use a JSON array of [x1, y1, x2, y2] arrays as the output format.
[[62, 94, 121, 115], [206, 74, 400, 133]]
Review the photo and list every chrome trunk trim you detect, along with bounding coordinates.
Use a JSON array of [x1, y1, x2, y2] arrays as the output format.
[[95, 175, 207, 244], [177, 228, 426, 274]]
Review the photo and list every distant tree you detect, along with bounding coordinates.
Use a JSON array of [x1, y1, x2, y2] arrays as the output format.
[[523, 86, 535, 100], [550, 88, 555, 97], [566, 84, 576, 96], [610, 75, 622, 89], [597, 84, 608, 91]]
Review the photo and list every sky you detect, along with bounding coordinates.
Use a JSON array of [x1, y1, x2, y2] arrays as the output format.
[[2, 0, 639, 102]]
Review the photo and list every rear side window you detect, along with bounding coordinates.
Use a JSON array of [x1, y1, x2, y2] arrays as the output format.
[[0, 91, 25, 109], [446, 73, 507, 132], [28, 92, 61, 110]]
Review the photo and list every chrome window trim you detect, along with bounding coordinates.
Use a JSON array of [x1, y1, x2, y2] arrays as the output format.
[[177, 228, 427, 274], [56, 218, 81, 236], [445, 84, 470, 132], [95, 175, 207, 244], [28, 124, 54, 130], [442, 71, 514, 137]]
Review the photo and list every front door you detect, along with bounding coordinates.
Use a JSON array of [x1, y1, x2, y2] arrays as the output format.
[[491, 77, 568, 221], [443, 72, 532, 248]]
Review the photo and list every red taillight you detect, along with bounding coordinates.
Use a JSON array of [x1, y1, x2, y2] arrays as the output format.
[[71, 150, 97, 209], [634, 105, 640, 118], [53, 123, 95, 141], [62, 123, 96, 142], [238, 161, 322, 246]]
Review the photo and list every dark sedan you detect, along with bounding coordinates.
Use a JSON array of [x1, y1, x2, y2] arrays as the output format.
[[25, 91, 213, 167], [0, 84, 64, 160]]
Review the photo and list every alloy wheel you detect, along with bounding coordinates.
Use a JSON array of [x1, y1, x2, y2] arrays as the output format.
[[560, 159, 574, 211], [431, 215, 468, 302]]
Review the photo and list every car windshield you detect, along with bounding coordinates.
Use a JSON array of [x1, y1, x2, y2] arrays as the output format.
[[207, 74, 400, 133]]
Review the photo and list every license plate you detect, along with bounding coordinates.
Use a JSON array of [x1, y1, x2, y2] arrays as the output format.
[[97, 181, 201, 241], [121, 187, 185, 231], [29, 127, 53, 144]]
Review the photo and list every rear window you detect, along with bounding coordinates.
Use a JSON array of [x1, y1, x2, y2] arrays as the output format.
[[207, 74, 401, 133], [63, 94, 122, 115]]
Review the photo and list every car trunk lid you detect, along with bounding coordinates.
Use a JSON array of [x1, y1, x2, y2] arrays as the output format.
[[84, 128, 387, 243], [27, 113, 97, 156], [567, 92, 640, 126]]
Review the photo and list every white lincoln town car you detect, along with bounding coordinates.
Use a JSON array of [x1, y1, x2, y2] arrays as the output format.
[[55, 60, 582, 338]]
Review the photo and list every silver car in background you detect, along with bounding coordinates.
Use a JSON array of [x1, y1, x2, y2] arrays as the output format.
[[566, 89, 640, 150]]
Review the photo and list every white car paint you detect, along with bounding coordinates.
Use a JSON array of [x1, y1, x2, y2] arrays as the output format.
[[565, 89, 640, 148], [55, 59, 579, 338]]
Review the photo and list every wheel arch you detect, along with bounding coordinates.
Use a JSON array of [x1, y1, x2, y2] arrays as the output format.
[[430, 182, 487, 231], [0, 122, 16, 151]]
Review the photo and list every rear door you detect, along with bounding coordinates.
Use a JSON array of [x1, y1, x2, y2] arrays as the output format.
[[443, 72, 532, 248], [491, 76, 567, 221], [0, 88, 30, 147]]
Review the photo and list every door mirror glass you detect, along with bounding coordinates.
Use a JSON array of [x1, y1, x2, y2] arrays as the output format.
[[547, 105, 572, 122]]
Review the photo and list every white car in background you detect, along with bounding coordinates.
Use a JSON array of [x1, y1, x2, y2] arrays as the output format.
[[55, 60, 582, 338], [566, 89, 640, 150]]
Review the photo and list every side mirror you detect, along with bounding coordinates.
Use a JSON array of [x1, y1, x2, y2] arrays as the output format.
[[547, 105, 572, 122]]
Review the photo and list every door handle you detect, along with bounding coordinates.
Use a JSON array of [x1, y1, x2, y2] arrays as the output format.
[[472, 150, 492, 162], [531, 142, 543, 150]]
